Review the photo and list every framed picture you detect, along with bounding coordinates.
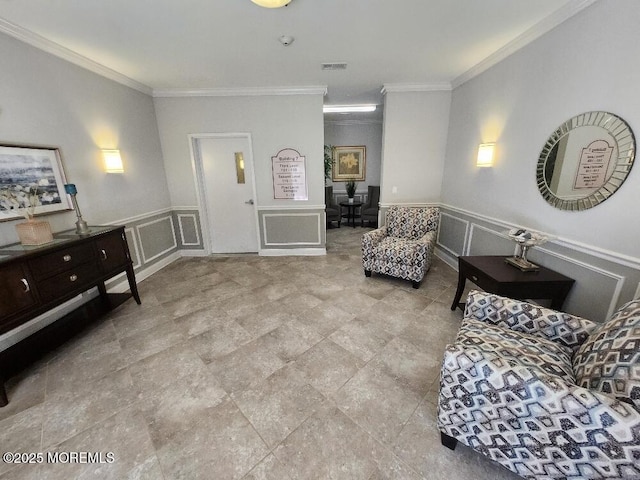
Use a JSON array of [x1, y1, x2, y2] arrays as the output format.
[[332, 146, 366, 182], [0, 144, 73, 221]]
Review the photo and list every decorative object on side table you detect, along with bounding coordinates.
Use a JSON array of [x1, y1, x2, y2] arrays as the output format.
[[64, 183, 91, 235], [345, 178, 357, 204], [504, 228, 549, 271]]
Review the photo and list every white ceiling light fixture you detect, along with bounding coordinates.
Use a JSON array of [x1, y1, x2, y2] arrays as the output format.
[[251, 0, 292, 8], [323, 105, 377, 114]]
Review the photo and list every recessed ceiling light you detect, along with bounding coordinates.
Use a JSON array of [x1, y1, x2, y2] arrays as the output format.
[[323, 105, 377, 114]]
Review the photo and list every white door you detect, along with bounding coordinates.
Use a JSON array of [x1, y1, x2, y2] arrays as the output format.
[[198, 135, 259, 253]]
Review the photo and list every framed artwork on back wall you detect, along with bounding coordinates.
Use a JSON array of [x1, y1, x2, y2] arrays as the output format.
[[332, 145, 366, 181]]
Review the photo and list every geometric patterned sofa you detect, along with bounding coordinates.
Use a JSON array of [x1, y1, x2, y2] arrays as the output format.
[[361, 206, 439, 289], [438, 290, 640, 479]]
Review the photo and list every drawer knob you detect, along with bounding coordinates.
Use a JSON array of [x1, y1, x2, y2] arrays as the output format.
[[21, 278, 30, 293], [63, 254, 72, 262], [471, 275, 478, 282], [69, 274, 78, 282], [101, 249, 108, 260]]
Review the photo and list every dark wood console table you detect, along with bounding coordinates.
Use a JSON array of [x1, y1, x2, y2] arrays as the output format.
[[0, 225, 140, 406], [450, 255, 574, 311]]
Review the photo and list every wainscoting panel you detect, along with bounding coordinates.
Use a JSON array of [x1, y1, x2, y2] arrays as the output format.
[[124, 227, 141, 269], [136, 215, 178, 263], [173, 210, 203, 250], [437, 213, 468, 258], [466, 224, 514, 256], [437, 204, 640, 322], [258, 207, 326, 255]]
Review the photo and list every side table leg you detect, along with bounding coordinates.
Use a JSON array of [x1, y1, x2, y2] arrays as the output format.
[[127, 265, 142, 305], [451, 274, 467, 311]]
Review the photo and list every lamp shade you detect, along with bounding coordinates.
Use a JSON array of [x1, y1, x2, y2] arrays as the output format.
[[477, 143, 495, 167], [103, 149, 124, 173], [251, 0, 291, 7]]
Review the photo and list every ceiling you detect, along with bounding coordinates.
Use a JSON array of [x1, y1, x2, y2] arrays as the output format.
[[0, 0, 594, 120]]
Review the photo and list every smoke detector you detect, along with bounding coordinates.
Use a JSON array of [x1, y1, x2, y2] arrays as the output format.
[[279, 35, 294, 46]]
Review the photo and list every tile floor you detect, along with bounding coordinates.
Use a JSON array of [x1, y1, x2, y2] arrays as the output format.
[[0, 226, 521, 480]]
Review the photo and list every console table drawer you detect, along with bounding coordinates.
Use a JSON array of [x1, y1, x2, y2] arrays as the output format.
[[28, 243, 95, 280], [37, 261, 101, 303]]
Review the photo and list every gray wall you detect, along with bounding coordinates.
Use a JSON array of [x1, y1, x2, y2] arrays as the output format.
[[153, 93, 326, 254], [381, 88, 451, 206], [0, 32, 170, 246], [438, 0, 640, 321], [324, 120, 383, 198]]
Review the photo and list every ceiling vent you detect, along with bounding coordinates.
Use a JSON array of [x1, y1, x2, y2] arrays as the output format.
[[321, 63, 347, 71]]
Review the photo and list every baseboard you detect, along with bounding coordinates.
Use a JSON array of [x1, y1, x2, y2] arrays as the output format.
[[259, 248, 327, 256]]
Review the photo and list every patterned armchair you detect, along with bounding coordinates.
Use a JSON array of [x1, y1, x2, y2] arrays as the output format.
[[361, 206, 439, 288], [438, 290, 640, 480]]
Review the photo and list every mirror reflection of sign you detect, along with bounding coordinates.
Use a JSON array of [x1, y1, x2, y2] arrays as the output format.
[[272, 148, 308, 200], [574, 139, 614, 189]]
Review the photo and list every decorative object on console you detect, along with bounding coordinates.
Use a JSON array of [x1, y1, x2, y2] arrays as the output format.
[[1, 182, 54, 245], [537, 111, 635, 211], [504, 228, 549, 271], [345, 178, 357, 204], [64, 184, 91, 235], [15, 219, 53, 246], [476, 143, 495, 167]]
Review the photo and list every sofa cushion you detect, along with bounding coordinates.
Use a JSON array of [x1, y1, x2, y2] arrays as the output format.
[[573, 299, 640, 408], [387, 206, 439, 240], [457, 318, 576, 382], [373, 237, 425, 266]]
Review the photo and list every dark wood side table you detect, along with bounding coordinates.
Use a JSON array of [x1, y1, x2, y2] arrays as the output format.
[[339, 201, 363, 228], [450, 255, 575, 311]]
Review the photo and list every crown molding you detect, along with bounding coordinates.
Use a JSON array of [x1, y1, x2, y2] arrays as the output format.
[[153, 86, 328, 98], [381, 83, 451, 95], [452, 0, 599, 89], [0, 17, 152, 95]]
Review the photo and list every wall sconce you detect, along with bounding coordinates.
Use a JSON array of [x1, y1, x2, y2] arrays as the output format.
[[102, 149, 124, 173], [477, 143, 495, 168]]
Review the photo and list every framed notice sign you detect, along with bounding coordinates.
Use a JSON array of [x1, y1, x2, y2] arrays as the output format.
[[272, 148, 308, 200], [573, 139, 614, 189]]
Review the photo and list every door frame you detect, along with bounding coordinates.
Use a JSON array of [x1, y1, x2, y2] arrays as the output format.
[[188, 132, 260, 255]]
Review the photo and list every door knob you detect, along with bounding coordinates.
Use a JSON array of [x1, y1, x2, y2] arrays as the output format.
[[245, 199, 254, 205]]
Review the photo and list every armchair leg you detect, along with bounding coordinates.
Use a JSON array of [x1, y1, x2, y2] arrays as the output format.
[[440, 432, 458, 450], [412, 280, 421, 289], [364, 269, 371, 277]]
